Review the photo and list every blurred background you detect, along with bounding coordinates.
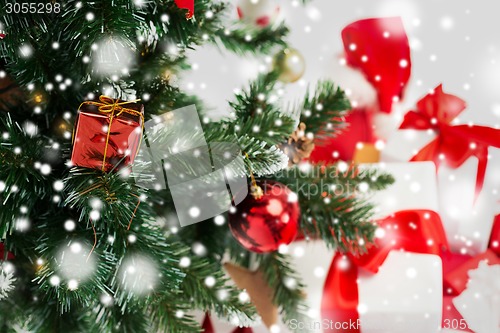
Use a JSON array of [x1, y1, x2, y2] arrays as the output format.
[[182, 0, 500, 129]]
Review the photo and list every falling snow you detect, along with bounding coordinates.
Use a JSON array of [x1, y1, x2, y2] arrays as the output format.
[[119, 254, 159, 296], [0, 265, 16, 300], [91, 36, 135, 77], [56, 241, 96, 282]]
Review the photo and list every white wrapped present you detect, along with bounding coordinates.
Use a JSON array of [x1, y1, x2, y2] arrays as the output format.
[[382, 85, 500, 254]]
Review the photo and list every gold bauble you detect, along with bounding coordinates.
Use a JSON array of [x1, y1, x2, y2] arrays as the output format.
[[29, 90, 48, 108], [34, 93, 43, 104], [273, 48, 306, 83]]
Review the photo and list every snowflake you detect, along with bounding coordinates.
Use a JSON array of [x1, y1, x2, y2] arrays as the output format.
[[0, 268, 16, 300]]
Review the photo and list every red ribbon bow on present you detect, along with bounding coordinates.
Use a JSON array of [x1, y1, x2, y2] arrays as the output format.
[[342, 17, 412, 114], [400, 85, 500, 200], [174, 0, 194, 19], [311, 17, 411, 162], [321, 210, 500, 332], [321, 210, 449, 333]]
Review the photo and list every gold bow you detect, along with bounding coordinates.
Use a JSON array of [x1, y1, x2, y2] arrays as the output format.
[[80, 95, 142, 118]]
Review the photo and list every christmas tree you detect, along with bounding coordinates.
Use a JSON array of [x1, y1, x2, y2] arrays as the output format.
[[0, 1, 393, 331]]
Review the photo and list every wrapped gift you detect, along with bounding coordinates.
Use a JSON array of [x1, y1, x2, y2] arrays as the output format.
[[310, 17, 411, 163], [71, 96, 144, 172], [323, 163, 445, 333], [382, 85, 500, 254], [322, 210, 447, 333]]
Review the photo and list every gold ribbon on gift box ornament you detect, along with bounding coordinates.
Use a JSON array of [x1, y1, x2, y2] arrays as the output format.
[[78, 95, 144, 172]]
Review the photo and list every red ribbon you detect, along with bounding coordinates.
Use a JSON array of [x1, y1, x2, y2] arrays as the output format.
[[342, 17, 411, 114], [400, 84, 500, 200], [310, 17, 411, 163], [202, 314, 215, 333], [201, 314, 254, 333], [174, 0, 194, 18], [321, 210, 449, 332], [488, 214, 500, 257]]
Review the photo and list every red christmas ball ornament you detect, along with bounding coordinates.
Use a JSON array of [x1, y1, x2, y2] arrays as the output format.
[[236, 0, 280, 28], [229, 180, 300, 253], [0, 31, 6, 40]]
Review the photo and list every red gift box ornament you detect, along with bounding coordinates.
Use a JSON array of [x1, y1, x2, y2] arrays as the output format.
[[321, 210, 449, 333], [400, 85, 500, 200], [0, 243, 14, 261], [310, 17, 411, 163], [174, 0, 194, 19], [71, 96, 144, 172]]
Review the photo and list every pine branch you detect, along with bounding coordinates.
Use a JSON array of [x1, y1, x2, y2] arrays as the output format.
[[178, 256, 256, 321], [135, 86, 293, 179], [61, 0, 139, 58], [217, 110, 296, 147], [273, 164, 395, 253], [8, 303, 90, 333], [229, 72, 280, 120], [0, 0, 386, 330], [86, 303, 153, 333], [0, 113, 50, 238], [239, 135, 289, 176], [298, 81, 351, 141], [259, 253, 310, 331], [144, 1, 226, 49], [0, 7, 58, 85], [64, 168, 147, 235], [212, 23, 289, 55], [134, 77, 208, 119], [147, 304, 202, 333], [33, 248, 115, 314]]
